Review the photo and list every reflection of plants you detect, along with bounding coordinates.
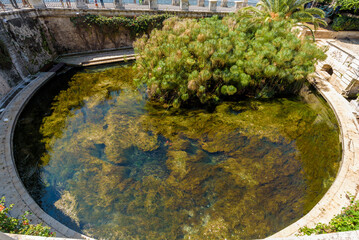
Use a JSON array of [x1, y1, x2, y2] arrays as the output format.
[[0, 197, 55, 237], [299, 194, 359, 235]]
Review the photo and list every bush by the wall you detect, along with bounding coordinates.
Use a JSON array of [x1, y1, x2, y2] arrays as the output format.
[[0, 197, 55, 237], [332, 15, 359, 31], [70, 14, 172, 38]]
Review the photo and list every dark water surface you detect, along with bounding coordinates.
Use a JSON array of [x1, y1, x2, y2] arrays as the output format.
[[14, 64, 341, 240]]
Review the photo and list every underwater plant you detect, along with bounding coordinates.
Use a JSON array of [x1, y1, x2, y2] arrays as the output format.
[[15, 65, 339, 240]]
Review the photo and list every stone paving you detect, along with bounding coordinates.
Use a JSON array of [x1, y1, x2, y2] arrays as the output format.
[[0, 1, 247, 13], [333, 38, 359, 54], [56, 47, 135, 66]]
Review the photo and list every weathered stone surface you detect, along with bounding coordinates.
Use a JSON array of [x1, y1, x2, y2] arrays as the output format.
[[269, 73, 359, 238]]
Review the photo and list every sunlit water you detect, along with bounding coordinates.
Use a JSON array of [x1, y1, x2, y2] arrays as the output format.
[[14, 64, 341, 239]]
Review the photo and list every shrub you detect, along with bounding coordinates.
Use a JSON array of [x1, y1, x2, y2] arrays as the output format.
[[336, 0, 359, 13], [299, 195, 359, 235], [70, 14, 172, 38], [0, 197, 55, 237], [332, 15, 359, 31], [133, 15, 327, 108]]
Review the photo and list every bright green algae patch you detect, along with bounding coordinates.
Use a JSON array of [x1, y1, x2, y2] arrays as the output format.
[[15, 65, 340, 239]]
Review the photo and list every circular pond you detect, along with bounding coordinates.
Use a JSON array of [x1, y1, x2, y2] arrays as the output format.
[[14, 64, 341, 239]]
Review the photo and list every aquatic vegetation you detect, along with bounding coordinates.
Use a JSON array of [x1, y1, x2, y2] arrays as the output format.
[[134, 15, 327, 108], [13, 65, 341, 239]]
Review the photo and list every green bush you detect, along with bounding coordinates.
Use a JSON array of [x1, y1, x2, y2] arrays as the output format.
[[70, 14, 172, 38], [299, 195, 359, 235], [133, 14, 327, 108], [0, 197, 55, 237], [336, 0, 359, 13], [332, 15, 359, 31]]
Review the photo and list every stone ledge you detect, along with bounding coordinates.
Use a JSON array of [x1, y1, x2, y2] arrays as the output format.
[[268, 75, 359, 238], [0, 72, 93, 239]]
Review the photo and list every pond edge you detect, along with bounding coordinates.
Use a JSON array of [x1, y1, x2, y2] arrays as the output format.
[[269, 74, 359, 238], [0, 71, 94, 239], [1, 68, 359, 239]]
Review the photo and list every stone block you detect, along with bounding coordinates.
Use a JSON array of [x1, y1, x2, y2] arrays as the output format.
[[76, 0, 88, 9], [180, 0, 189, 10], [220, 0, 227, 7], [114, 0, 124, 9], [235, 1, 244, 9], [28, 0, 46, 8], [209, 0, 217, 11]]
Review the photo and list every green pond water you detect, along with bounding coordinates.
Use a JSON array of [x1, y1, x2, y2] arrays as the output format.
[[14, 64, 341, 240]]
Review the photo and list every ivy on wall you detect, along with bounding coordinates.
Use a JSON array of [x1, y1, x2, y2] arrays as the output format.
[[70, 14, 173, 38]]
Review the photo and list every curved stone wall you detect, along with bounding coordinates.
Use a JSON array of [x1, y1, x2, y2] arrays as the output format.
[[0, 71, 93, 239], [269, 74, 359, 238], [1, 9, 359, 240]]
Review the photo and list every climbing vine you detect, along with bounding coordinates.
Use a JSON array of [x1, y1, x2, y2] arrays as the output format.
[[70, 14, 173, 38]]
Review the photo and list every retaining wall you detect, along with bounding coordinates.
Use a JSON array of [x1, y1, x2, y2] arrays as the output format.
[[0, 8, 226, 101]]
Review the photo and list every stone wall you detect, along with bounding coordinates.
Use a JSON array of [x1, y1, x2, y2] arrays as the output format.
[[316, 40, 359, 98], [0, 8, 226, 102]]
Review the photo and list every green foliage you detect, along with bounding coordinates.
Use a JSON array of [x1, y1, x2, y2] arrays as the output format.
[[299, 195, 359, 235], [0, 197, 55, 237], [134, 15, 327, 108], [332, 15, 359, 31], [70, 14, 172, 38], [247, 0, 327, 29], [0, 40, 12, 69], [336, 0, 359, 13]]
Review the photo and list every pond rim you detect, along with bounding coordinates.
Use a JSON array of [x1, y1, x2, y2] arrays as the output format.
[[0, 68, 358, 239]]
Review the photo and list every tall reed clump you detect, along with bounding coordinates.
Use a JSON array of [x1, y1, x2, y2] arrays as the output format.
[[134, 14, 327, 108]]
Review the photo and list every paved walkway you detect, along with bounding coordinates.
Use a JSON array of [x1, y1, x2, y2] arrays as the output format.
[[0, 1, 254, 13], [56, 47, 135, 66]]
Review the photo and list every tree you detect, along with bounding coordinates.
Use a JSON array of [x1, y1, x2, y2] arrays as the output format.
[[243, 0, 327, 29]]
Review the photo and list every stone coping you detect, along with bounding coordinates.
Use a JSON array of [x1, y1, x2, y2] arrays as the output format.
[[270, 230, 359, 240], [269, 75, 359, 238], [1, 231, 83, 240], [0, 71, 93, 239], [0, 7, 230, 20]]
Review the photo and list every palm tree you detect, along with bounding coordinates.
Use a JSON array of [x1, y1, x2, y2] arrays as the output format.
[[241, 0, 327, 30]]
